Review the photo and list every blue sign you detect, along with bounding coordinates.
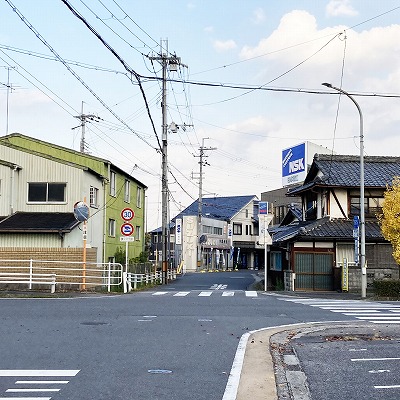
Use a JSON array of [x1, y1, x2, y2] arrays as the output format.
[[282, 142, 306, 186], [259, 201, 268, 215], [353, 216, 359, 229]]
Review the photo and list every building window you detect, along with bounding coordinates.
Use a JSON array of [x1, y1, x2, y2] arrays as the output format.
[[245, 209, 249, 218], [124, 180, 130, 203], [109, 219, 116, 237], [350, 196, 384, 217], [137, 186, 142, 208], [110, 171, 116, 197], [233, 223, 242, 235], [28, 182, 66, 202], [203, 225, 213, 234], [153, 235, 158, 243], [245, 225, 252, 236], [213, 227, 223, 235], [89, 186, 99, 208], [135, 225, 141, 241]]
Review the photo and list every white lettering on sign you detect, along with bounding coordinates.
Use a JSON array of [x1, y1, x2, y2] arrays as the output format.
[[289, 158, 304, 173]]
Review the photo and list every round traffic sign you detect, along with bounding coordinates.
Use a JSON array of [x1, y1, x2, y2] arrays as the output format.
[[121, 208, 135, 221], [121, 223, 134, 236]]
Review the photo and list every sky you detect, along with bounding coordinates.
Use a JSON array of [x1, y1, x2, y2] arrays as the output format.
[[1, 0, 400, 231]]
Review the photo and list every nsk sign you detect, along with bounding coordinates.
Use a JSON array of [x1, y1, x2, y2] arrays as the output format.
[[282, 142, 306, 187]]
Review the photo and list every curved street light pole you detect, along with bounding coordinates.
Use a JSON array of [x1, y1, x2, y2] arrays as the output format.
[[322, 82, 366, 298]]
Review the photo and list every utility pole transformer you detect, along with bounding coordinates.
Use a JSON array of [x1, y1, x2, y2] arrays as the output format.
[[73, 101, 102, 153], [149, 41, 186, 284]]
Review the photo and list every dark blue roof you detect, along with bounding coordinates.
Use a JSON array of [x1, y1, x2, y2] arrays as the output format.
[[272, 217, 384, 243], [289, 154, 400, 195], [176, 195, 257, 221]]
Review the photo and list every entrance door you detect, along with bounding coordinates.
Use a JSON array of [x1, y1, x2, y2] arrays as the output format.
[[295, 252, 333, 291]]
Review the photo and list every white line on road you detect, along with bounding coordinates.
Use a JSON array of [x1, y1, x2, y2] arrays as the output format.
[[222, 291, 235, 297], [352, 357, 400, 362], [0, 397, 52, 400], [15, 381, 69, 384], [245, 291, 257, 297], [374, 385, 400, 389], [199, 292, 213, 297], [173, 292, 190, 296], [0, 370, 79, 377], [7, 389, 60, 392], [152, 292, 168, 296]]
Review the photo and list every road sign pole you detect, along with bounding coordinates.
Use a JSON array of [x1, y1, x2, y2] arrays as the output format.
[[125, 241, 128, 273]]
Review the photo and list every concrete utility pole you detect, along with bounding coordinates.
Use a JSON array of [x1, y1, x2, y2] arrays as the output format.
[[150, 41, 186, 284], [73, 101, 102, 153], [193, 138, 216, 270]]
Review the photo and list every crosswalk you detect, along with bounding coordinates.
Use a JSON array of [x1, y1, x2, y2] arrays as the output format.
[[151, 290, 258, 298], [278, 297, 400, 324], [0, 369, 79, 399]]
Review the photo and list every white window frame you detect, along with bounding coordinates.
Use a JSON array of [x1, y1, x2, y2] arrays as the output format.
[[124, 179, 130, 203], [110, 171, 116, 197], [137, 186, 142, 208], [135, 225, 141, 241], [89, 186, 99, 208], [109, 219, 116, 237]]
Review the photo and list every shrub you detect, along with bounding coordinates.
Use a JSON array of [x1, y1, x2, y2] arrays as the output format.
[[373, 280, 400, 299]]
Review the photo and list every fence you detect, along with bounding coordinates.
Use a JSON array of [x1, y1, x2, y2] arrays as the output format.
[[0, 259, 123, 293], [124, 269, 177, 292]]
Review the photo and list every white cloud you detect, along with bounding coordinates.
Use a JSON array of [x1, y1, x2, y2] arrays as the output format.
[[204, 26, 214, 33], [326, 0, 358, 17], [213, 39, 237, 52], [253, 8, 266, 24]]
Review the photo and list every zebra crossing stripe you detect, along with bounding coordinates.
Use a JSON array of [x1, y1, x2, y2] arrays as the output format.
[[222, 291, 235, 297], [199, 292, 213, 297], [245, 291, 258, 297], [0, 370, 79, 377], [173, 292, 190, 297]]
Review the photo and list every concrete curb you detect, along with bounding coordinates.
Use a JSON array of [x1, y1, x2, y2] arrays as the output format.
[[223, 321, 363, 400]]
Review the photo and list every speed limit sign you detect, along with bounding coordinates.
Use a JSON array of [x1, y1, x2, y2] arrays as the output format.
[[121, 208, 134, 221]]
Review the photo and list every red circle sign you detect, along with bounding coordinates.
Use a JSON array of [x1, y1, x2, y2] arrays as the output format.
[[121, 208, 135, 221], [121, 223, 134, 236]]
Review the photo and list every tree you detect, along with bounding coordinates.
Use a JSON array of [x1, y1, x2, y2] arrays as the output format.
[[379, 176, 400, 264]]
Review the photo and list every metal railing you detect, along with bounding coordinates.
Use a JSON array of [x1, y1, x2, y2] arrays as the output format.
[[0, 259, 123, 292], [124, 269, 177, 292]]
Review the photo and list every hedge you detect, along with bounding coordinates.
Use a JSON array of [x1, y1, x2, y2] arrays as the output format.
[[373, 280, 400, 299]]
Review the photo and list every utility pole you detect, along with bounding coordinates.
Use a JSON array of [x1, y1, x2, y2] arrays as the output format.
[[149, 41, 186, 284], [193, 138, 216, 270], [1, 66, 16, 135], [72, 101, 102, 153]]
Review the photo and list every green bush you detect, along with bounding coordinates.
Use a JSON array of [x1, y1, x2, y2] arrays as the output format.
[[373, 280, 400, 299]]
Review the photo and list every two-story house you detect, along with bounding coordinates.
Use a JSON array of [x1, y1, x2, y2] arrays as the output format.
[[0, 133, 147, 264], [149, 195, 262, 272], [271, 154, 400, 293]]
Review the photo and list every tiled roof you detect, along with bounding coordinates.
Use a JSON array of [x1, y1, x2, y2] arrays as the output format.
[[272, 217, 385, 243], [175, 195, 258, 221], [288, 154, 400, 195], [0, 212, 80, 233]]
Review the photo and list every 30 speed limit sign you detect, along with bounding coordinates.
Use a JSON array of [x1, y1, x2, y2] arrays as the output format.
[[121, 207, 135, 221]]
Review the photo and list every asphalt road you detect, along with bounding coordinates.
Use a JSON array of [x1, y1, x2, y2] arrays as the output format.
[[0, 270, 399, 400]]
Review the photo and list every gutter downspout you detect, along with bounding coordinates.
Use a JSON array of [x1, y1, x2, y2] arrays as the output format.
[[10, 165, 18, 215]]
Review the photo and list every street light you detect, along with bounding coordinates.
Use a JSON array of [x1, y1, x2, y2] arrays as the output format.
[[322, 82, 366, 298]]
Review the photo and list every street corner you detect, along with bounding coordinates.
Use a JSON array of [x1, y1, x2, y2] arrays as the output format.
[[269, 321, 400, 400]]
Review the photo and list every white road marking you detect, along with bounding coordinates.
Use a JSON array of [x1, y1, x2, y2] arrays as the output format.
[[369, 370, 391, 374], [199, 292, 213, 297], [356, 316, 400, 320], [15, 381, 69, 384], [0, 398, 52, 400], [7, 389, 60, 392], [152, 292, 168, 296], [0, 370, 79, 377], [222, 291, 235, 297], [352, 357, 400, 362], [245, 291, 258, 297], [375, 385, 400, 389], [173, 291, 190, 296]]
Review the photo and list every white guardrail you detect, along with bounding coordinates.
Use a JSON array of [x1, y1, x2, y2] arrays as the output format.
[[123, 270, 177, 293], [0, 260, 124, 293]]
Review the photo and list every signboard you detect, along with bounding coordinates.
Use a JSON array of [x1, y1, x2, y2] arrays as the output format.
[[121, 223, 134, 236], [259, 201, 268, 215], [176, 218, 182, 245], [227, 224, 233, 238], [120, 236, 135, 242], [282, 142, 306, 186], [121, 208, 135, 221], [342, 258, 349, 292]]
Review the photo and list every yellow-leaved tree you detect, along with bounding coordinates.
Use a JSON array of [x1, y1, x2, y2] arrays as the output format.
[[379, 176, 400, 264]]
